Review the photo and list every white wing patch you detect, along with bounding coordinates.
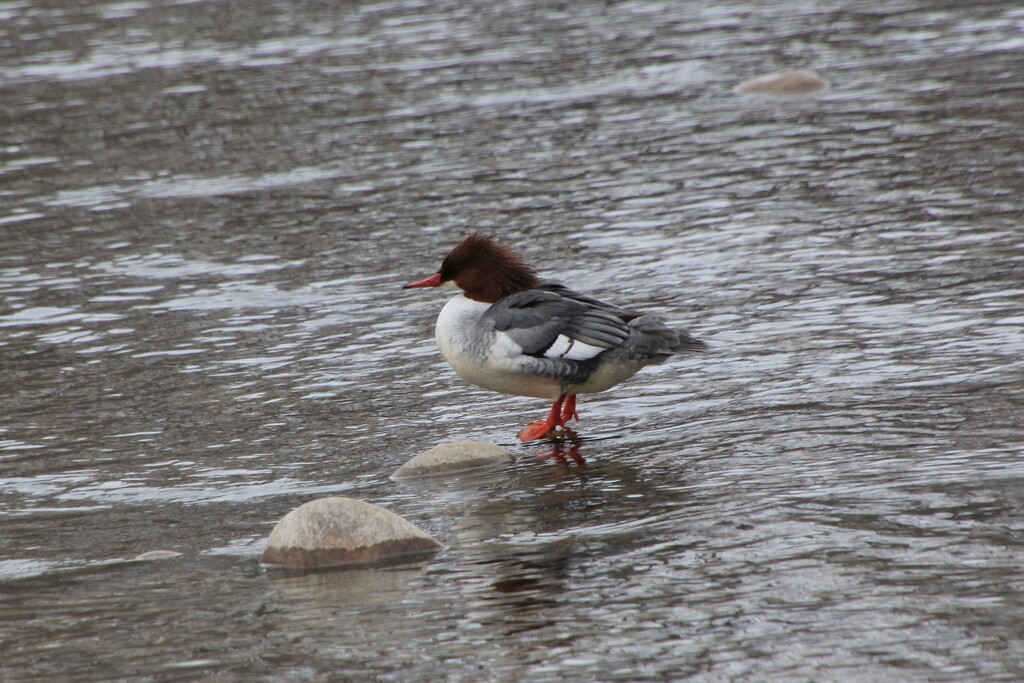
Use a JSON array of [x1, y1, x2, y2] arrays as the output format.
[[544, 334, 605, 361], [545, 335, 572, 358]]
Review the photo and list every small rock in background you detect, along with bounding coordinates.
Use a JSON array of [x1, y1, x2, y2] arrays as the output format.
[[735, 70, 829, 95], [392, 440, 515, 479], [262, 496, 441, 570], [132, 550, 183, 561]]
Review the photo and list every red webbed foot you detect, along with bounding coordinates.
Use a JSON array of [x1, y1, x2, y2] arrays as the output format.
[[518, 394, 569, 442], [518, 420, 559, 441]]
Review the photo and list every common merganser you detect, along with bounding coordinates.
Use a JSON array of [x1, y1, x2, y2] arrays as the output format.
[[404, 233, 705, 441]]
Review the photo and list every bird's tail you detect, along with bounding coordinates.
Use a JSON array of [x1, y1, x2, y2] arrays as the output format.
[[669, 327, 706, 353], [627, 316, 707, 358]]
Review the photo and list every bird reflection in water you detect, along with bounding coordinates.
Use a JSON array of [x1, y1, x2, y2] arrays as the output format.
[[527, 431, 586, 468]]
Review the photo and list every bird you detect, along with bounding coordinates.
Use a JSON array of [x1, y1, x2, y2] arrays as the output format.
[[403, 233, 705, 441]]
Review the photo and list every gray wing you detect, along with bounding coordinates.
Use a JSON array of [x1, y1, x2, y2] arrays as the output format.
[[483, 289, 630, 364], [538, 280, 643, 321], [542, 280, 706, 355]]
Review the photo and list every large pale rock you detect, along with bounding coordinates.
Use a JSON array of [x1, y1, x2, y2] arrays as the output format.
[[262, 497, 441, 569], [392, 440, 515, 479], [735, 69, 828, 95]]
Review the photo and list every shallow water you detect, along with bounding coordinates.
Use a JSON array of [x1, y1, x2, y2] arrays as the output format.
[[3, 0, 1024, 680]]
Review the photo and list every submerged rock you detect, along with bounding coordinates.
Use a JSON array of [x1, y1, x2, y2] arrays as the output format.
[[132, 550, 183, 561], [735, 69, 829, 95], [262, 496, 441, 569], [392, 440, 515, 479]]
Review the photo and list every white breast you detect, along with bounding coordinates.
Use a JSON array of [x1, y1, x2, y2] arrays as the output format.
[[434, 294, 562, 400], [435, 293, 489, 355]]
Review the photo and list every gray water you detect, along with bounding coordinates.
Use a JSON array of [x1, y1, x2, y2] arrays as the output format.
[[3, 0, 1024, 680]]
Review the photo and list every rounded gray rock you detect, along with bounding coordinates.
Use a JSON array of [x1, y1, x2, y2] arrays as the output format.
[[262, 496, 441, 569], [392, 440, 515, 479], [736, 69, 829, 95]]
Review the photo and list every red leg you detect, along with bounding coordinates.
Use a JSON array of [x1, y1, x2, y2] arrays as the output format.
[[518, 394, 566, 441], [560, 395, 579, 423]]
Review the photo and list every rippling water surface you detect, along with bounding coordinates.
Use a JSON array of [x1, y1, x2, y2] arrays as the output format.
[[3, 0, 1024, 680]]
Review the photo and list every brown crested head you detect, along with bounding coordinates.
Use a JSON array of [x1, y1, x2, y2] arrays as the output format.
[[439, 233, 540, 302]]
